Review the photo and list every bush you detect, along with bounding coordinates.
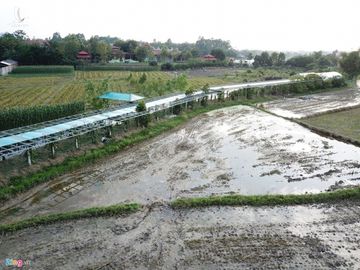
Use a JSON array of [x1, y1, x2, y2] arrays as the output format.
[[160, 62, 174, 71], [149, 61, 158, 66], [185, 87, 195, 95], [217, 92, 225, 102], [331, 77, 346, 88], [138, 73, 147, 84], [135, 100, 150, 127]]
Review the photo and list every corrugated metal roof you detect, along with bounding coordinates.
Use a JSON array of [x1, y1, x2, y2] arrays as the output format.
[[0, 59, 17, 66], [99, 92, 144, 102]]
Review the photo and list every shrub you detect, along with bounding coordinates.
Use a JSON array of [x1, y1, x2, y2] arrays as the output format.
[[217, 92, 225, 102], [185, 87, 195, 96], [138, 73, 147, 84], [135, 100, 150, 127], [331, 77, 346, 88], [160, 62, 174, 71]]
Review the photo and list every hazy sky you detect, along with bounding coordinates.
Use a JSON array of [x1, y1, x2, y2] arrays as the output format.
[[1, 0, 359, 52]]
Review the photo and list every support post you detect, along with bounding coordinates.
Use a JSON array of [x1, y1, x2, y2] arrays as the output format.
[[51, 143, 56, 158], [27, 150, 32, 166], [107, 127, 112, 137], [91, 131, 96, 144], [75, 138, 79, 149]]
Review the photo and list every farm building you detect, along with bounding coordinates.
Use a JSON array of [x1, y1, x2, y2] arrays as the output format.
[[202, 54, 217, 62], [0, 59, 18, 76]]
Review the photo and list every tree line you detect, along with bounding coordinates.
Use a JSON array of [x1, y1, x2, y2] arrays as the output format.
[[0, 31, 238, 65], [253, 51, 339, 70], [1, 30, 359, 78]]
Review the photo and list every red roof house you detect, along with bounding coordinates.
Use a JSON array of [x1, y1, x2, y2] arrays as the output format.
[[203, 54, 217, 61], [77, 51, 91, 60]]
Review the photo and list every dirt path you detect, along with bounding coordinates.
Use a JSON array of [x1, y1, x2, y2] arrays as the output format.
[[2, 105, 360, 224], [1, 202, 360, 269]]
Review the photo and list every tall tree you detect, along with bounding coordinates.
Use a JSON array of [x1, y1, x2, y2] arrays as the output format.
[[97, 42, 111, 63], [271, 52, 279, 66], [135, 46, 150, 62], [210, 49, 225, 61], [278, 52, 286, 66], [253, 52, 272, 67], [339, 51, 360, 78]]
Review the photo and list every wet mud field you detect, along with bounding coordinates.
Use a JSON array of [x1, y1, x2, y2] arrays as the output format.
[[264, 88, 360, 118], [1, 202, 360, 269], [2, 105, 360, 223], [2, 104, 360, 269]]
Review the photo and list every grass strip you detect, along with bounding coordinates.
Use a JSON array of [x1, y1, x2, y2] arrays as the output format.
[[171, 187, 360, 208], [0, 98, 267, 202], [0, 203, 140, 233]]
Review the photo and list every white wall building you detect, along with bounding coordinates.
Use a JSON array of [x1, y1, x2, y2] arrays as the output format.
[[0, 60, 18, 76]]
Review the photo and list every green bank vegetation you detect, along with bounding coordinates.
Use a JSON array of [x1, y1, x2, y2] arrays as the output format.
[[171, 187, 360, 208], [0, 203, 139, 233], [3, 187, 360, 233]]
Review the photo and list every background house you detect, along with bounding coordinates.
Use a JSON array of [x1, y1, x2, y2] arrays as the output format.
[[202, 54, 217, 62]]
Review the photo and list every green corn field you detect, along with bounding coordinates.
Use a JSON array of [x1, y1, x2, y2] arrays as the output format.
[[0, 102, 85, 131]]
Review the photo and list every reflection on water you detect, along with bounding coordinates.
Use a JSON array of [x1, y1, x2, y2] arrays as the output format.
[[206, 109, 360, 195]]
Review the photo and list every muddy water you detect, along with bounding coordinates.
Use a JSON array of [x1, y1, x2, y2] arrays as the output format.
[[2, 105, 360, 223], [1, 203, 360, 269], [264, 88, 360, 118]]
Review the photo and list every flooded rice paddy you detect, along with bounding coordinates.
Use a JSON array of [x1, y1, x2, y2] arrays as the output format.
[[2, 99, 360, 269], [2, 105, 360, 223], [264, 88, 360, 118]]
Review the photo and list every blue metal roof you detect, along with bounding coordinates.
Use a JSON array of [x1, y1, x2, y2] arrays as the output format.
[[99, 92, 144, 102]]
